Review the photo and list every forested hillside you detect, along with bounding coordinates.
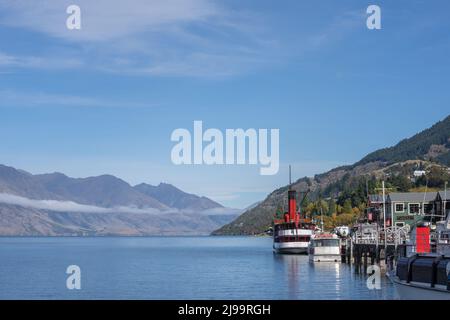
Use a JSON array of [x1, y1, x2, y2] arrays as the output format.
[[213, 115, 450, 235]]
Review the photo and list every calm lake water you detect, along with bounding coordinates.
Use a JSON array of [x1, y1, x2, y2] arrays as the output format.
[[0, 237, 398, 300]]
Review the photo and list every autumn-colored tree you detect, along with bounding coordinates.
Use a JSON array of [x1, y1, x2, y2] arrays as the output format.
[[328, 199, 336, 216]]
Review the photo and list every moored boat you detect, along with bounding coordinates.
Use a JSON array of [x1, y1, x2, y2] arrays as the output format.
[[273, 222, 315, 254], [388, 212, 450, 299], [389, 254, 450, 300], [308, 233, 341, 262], [273, 167, 315, 254]]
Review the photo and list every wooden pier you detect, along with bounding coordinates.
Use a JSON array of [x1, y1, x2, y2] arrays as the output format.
[[340, 226, 409, 273]]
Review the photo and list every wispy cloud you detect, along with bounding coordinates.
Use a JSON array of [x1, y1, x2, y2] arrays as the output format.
[[0, 0, 219, 42], [0, 0, 279, 77], [0, 192, 240, 215], [0, 1, 366, 77], [0, 89, 156, 108], [199, 207, 242, 216], [0, 51, 83, 69], [0, 192, 160, 214]]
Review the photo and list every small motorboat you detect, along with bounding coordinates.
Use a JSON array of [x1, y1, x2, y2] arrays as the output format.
[[308, 233, 341, 262]]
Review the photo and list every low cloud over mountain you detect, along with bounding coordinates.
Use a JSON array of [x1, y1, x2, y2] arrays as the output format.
[[0, 164, 239, 236]]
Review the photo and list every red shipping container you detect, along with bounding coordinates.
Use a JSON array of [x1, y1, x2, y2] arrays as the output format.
[[416, 226, 430, 253]]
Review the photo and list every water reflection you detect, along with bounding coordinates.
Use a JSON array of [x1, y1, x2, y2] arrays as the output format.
[[273, 254, 309, 298], [310, 261, 343, 298], [273, 252, 397, 300], [0, 237, 398, 300]]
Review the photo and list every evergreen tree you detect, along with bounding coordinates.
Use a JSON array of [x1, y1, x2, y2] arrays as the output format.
[[328, 199, 336, 216], [343, 199, 353, 214]]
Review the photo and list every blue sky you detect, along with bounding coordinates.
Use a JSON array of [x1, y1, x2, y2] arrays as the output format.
[[0, 0, 449, 208]]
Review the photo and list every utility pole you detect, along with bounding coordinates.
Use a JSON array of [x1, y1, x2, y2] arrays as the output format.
[[366, 176, 369, 199], [320, 207, 324, 232], [423, 176, 428, 216], [375, 181, 395, 245]]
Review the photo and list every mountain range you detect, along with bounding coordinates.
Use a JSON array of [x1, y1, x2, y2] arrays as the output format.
[[3, 115, 449, 236], [213, 115, 450, 235], [0, 165, 239, 236]]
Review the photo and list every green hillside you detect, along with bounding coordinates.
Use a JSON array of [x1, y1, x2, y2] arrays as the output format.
[[213, 115, 450, 236], [355, 115, 450, 166]]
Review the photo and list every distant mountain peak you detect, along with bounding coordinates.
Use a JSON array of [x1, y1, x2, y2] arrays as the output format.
[[158, 182, 179, 189], [0, 164, 224, 212], [134, 182, 223, 211], [0, 165, 235, 236]]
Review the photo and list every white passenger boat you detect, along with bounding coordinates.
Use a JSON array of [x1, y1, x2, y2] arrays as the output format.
[[273, 223, 315, 254], [273, 167, 315, 254], [308, 233, 341, 262]]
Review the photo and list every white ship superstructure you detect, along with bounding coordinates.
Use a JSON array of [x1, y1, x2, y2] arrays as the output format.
[[273, 167, 315, 254]]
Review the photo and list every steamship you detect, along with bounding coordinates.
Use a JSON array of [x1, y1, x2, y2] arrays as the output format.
[[273, 167, 316, 254]]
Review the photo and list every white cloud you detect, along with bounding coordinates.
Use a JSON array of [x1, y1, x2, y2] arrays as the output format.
[[198, 207, 242, 216], [0, 0, 218, 42], [0, 0, 277, 77], [0, 1, 364, 77], [0, 89, 156, 108], [0, 52, 20, 66], [0, 192, 165, 214], [0, 51, 83, 69], [0, 192, 239, 216]]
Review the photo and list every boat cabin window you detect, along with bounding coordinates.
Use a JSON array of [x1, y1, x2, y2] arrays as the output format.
[[313, 239, 339, 247]]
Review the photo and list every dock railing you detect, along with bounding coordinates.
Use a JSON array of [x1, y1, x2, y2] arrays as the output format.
[[352, 226, 409, 246]]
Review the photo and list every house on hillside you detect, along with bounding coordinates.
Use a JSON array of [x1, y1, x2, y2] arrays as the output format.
[[413, 170, 426, 177], [411, 170, 426, 182], [386, 192, 438, 228]]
